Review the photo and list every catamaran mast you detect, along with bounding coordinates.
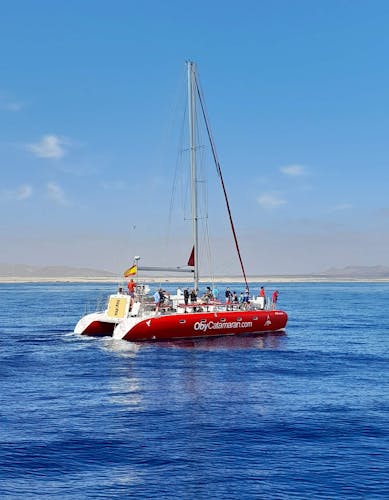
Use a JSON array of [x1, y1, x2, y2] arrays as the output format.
[[193, 62, 250, 291], [187, 61, 199, 290]]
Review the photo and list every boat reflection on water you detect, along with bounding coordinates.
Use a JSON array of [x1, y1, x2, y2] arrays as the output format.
[[102, 332, 286, 357], [137, 331, 286, 350]]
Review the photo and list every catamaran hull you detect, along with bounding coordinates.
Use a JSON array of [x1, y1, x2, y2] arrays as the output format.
[[74, 312, 116, 337], [114, 310, 288, 342]]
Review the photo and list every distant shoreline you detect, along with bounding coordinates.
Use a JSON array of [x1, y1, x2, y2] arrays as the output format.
[[1, 276, 389, 284]]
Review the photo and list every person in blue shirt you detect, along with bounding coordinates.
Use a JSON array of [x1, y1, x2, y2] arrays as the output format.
[[242, 287, 250, 309], [154, 288, 164, 313]]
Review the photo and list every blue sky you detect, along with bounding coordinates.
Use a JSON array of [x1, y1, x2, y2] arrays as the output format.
[[1, 0, 389, 275]]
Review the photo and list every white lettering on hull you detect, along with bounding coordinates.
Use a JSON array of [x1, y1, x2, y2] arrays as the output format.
[[194, 320, 253, 332]]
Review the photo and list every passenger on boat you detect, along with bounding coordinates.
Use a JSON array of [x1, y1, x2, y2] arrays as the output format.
[[203, 286, 213, 303], [127, 279, 137, 306], [225, 288, 232, 310], [190, 289, 197, 311], [212, 286, 219, 300], [259, 286, 266, 309], [242, 287, 250, 310], [272, 290, 279, 309], [154, 288, 164, 313], [163, 290, 171, 309], [183, 288, 189, 313]]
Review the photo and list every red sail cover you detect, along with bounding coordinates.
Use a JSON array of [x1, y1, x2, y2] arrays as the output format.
[[187, 247, 194, 266]]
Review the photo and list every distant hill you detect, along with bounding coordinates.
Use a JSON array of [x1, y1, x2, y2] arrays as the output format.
[[0, 263, 117, 278], [1, 263, 389, 281], [318, 265, 389, 278]]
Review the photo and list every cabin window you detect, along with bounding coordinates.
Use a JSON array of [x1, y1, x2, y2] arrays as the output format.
[[253, 316, 258, 321], [220, 318, 226, 322], [237, 317, 242, 322], [179, 320, 186, 324]]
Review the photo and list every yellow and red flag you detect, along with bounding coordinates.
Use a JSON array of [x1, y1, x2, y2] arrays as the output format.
[[123, 264, 137, 277]]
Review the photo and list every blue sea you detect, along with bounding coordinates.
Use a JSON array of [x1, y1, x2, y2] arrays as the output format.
[[1, 282, 389, 499]]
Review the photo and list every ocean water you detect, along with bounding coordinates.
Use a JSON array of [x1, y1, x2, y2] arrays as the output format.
[[1, 282, 389, 499]]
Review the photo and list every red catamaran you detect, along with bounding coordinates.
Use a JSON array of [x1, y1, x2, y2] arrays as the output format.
[[74, 61, 288, 341]]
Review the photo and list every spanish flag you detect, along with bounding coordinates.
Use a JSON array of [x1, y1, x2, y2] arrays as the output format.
[[123, 264, 137, 277]]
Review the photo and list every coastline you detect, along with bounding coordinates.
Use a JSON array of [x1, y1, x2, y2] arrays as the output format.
[[1, 276, 389, 284]]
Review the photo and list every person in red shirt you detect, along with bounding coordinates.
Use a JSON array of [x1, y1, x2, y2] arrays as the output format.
[[259, 286, 266, 310], [127, 279, 137, 306], [271, 290, 279, 310]]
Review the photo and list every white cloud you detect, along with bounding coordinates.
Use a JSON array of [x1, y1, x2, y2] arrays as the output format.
[[0, 184, 33, 201], [280, 164, 306, 176], [27, 135, 69, 159], [17, 185, 33, 200], [46, 182, 71, 206], [257, 192, 287, 209]]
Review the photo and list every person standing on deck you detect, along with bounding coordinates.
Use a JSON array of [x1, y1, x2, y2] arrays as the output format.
[[183, 288, 189, 313], [190, 289, 197, 302], [225, 287, 232, 310], [154, 288, 164, 314], [259, 286, 266, 310], [127, 279, 137, 307], [271, 290, 279, 310], [190, 289, 198, 312]]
